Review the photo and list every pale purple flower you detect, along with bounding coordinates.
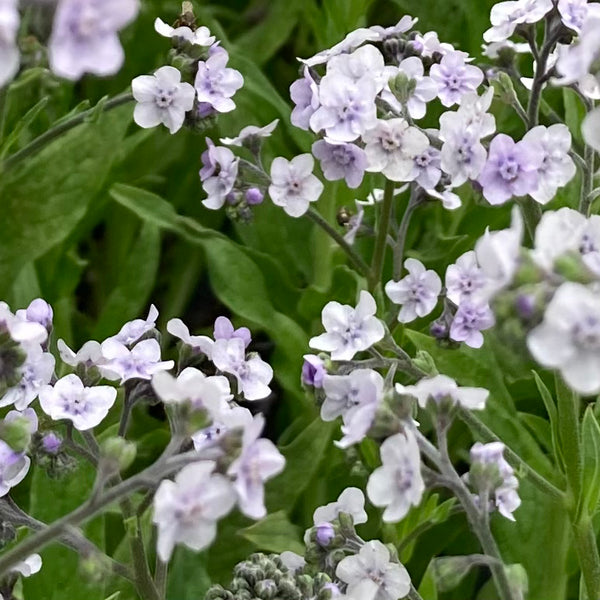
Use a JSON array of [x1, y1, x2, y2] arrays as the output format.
[[227, 414, 285, 519], [556, 15, 600, 89], [100, 339, 174, 383], [484, 0, 553, 43], [439, 122, 488, 186], [290, 67, 320, 130], [312, 487, 368, 526], [0, 440, 29, 497], [583, 107, 600, 152], [523, 124, 576, 204], [220, 119, 279, 147], [49, 0, 139, 80], [469, 442, 520, 520], [300, 29, 381, 68], [268, 154, 323, 217], [430, 52, 484, 107], [57, 339, 103, 368], [336, 400, 379, 448], [312, 140, 367, 188], [367, 430, 424, 523], [301, 354, 326, 388], [309, 291, 385, 361], [527, 282, 600, 395], [385, 258, 442, 323], [153, 461, 235, 561], [558, 0, 596, 33], [336, 540, 411, 600], [154, 17, 214, 46], [445, 251, 488, 306], [200, 138, 239, 210], [363, 118, 429, 182], [211, 338, 273, 401], [482, 40, 530, 59], [0, 0, 19, 87], [0, 347, 55, 410], [214, 316, 251, 347], [450, 301, 495, 348], [166, 318, 214, 357], [412, 30, 456, 58], [450, 87, 496, 138], [326, 45, 387, 92], [151, 367, 232, 411], [195, 49, 244, 113], [478, 134, 543, 205], [15, 299, 53, 330], [132, 67, 195, 134], [309, 73, 378, 142], [191, 404, 253, 453], [0, 302, 47, 347], [105, 305, 158, 346], [396, 375, 488, 410], [414, 145, 442, 189], [38, 374, 116, 431], [41, 433, 62, 455], [321, 369, 383, 422], [368, 15, 417, 42]]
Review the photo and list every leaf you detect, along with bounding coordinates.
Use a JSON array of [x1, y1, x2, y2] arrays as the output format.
[[239, 511, 304, 554], [0, 104, 132, 297], [166, 549, 212, 600], [533, 370, 564, 471], [581, 407, 600, 516]]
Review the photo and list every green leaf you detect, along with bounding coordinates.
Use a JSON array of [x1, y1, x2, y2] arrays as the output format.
[[239, 511, 304, 554], [0, 105, 131, 297], [533, 370, 564, 471], [581, 407, 600, 516], [418, 560, 439, 600], [166, 549, 212, 600]]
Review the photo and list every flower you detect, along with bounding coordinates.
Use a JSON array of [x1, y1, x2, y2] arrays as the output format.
[[15, 299, 53, 330], [301, 354, 326, 388], [326, 44, 387, 91], [484, 0, 553, 43], [312, 487, 368, 526], [220, 119, 279, 147], [227, 414, 285, 519], [211, 338, 273, 400], [430, 51, 483, 107], [214, 316, 251, 347], [336, 540, 411, 600], [557, 0, 598, 33], [309, 73, 378, 142], [11, 554, 42, 577], [439, 120, 488, 186], [413, 145, 442, 190], [385, 259, 442, 323], [56, 339, 103, 368], [200, 139, 239, 210], [0, 440, 29, 497], [38, 374, 117, 431], [396, 374, 488, 410], [527, 282, 600, 395], [0, 302, 48, 346], [100, 339, 173, 383], [290, 67, 320, 130], [153, 461, 235, 561], [105, 305, 159, 346], [0, 0, 19, 87], [49, 0, 139, 80], [523, 125, 576, 204], [166, 318, 214, 357], [132, 66, 195, 134], [268, 154, 323, 217], [363, 118, 429, 182], [445, 251, 488, 306], [309, 291, 385, 361], [195, 48, 244, 113], [367, 430, 424, 522], [154, 17, 215, 46], [583, 107, 600, 153], [450, 301, 495, 348], [312, 140, 367, 189]]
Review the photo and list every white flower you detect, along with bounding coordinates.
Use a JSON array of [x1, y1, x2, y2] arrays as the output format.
[[321, 369, 384, 421], [211, 338, 273, 401], [0, 0, 19, 87], [367, 430, 424, 522], [227, 414, 285, 519], [38, 374, 117, 431], [56, 339, 103, 368], [445, 250, 489, 306], [396, 375, 488, 410], [191, 404, 253, 453], [167, 318, 214, 357], [11, 554, 42, 577], [154, 17, 215, 46], [105, 305, 159, 346], [385, 258, 442, 323], [151, 367, 232, 412], [0, 440, 30, 497], [527, 282, 600, 395], [153, 461, 235, 561], [484, 0, 553, 43], [363, 118, 429, 182], [100, 338, 174, 383], [312, 487, 368, 525], [0, 302, 48, 347], [555, 14, 600, 87], [336, 540, 411, 600], [326, 44, 388, 91], [219, 119, 279, 146], [583, 107, 600, 153], [309, 291, 385, 361], [269, 154, 323, 217], [132, 66, 195, 134]]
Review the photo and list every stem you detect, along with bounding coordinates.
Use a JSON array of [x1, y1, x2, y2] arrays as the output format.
[[155, 558, 168, 599], [305, 208, 370, 278], [573, 518, 600, 600], [407, 584, 425, 600], [518, 197, 542, 243], [369, 179, 395, 291], [392, 188, 421, 281], [580, 118, 595, 217], [2, 93, 133, 171], [459, 408, 566, 503]]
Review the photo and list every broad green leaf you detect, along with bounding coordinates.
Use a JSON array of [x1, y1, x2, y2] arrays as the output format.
[[167, 549, 212, 600], [581, 407, 600, 516], [239, 511, 304, 554]]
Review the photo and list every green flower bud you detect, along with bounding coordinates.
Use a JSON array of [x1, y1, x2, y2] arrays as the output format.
[[99, 437, 137, 473], [490, 71, 519, 106], [554, 252, 596, 284], [412, 350, 438, 376], [0, 416, 32, 453], [388, 71, 417, 106], [255, 578, 278, 599]]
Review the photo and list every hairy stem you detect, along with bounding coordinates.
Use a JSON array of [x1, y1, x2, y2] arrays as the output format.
[[369, 179, 395, 291], [573, 518, 600, 600], [392, 187, 421, 281]]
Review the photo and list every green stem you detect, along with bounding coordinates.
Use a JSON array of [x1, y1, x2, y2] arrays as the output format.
[[573, 518, 600, 600], [392, 187, 421, 281], [459, 408, 566, 503], [305, 208, 370, 278], [2, 93, 133, 171], [155, 558, 168, 599], [580, 119, 595, 217], [369, 179, 395, 291]]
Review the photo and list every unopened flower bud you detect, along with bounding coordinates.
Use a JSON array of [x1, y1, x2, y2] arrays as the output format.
[[245, 187, 264, 205], [41, 432, 62, 455], [412, 350, 438, 376], [315, 522, 335, 547], [100, 437, 137, 472], [0, 416, 32, 452]]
